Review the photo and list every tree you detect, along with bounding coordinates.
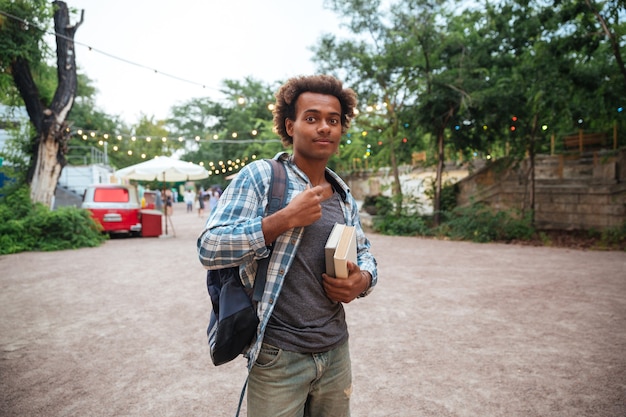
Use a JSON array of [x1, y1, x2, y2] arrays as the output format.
[[313, 0, 424, 214], [1, 1, 82, 207], [169, 77, 282, 185], [65, 74, 129, 167], [585, 0, 626, 87], [467, 0, 625, 224], [399, 0, 480, 225]]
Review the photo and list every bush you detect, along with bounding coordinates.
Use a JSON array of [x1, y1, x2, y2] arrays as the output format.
[[362, 194, 393, 216], [424, 179, 458, 213], [0, 186, 107, 255], [598, 222, 626, 250], [373, 214, 432, 236], [436, 203, 535, 243]]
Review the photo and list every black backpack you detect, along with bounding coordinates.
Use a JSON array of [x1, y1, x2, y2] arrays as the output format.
[[206, 159, 288, 366]]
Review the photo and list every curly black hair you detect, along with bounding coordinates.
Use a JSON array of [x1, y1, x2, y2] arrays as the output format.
[[272, 74, 358, 146]]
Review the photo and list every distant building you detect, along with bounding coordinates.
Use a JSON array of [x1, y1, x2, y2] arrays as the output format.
[[0, 104, 29, 189], [0, 104, 29, 157]]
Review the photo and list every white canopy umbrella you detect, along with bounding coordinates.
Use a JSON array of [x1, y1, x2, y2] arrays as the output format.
[[114, 156, 209, 237], [114, 155, 209, 182]]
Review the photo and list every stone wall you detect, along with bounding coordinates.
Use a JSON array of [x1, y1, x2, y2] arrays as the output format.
[[455, 150, 626, 230], [344, 164, 469, 214]]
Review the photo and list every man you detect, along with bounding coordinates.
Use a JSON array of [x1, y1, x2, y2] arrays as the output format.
[[197, 74, 378, 417], [184, 188, 195, 213]]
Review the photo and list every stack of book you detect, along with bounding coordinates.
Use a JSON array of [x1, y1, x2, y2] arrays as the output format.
[[324, 223, 357, 278]]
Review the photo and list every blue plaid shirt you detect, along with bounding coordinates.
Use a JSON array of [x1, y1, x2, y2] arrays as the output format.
[[197, 152, 378, 369]]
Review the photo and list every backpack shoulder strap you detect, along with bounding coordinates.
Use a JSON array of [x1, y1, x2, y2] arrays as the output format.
[[252, 158, 288, 302], [265, 158, 288, 215]]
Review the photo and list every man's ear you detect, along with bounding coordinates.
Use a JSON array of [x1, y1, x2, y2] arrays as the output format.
[[285, 118, 294, 137]]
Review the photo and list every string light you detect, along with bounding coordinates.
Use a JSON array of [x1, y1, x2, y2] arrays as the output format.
[[0, 9, 221, 92], [68, 127, 281, 144], [67, 127, 272, 176]]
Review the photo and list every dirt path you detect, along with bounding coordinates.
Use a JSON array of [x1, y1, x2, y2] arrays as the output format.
[[1, 203, 625, 416]]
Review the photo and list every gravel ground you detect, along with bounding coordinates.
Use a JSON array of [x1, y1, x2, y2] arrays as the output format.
[[1, 202, 625, 417]]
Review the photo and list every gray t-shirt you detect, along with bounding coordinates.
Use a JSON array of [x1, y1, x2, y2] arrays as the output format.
[[264, 191, 348, 353]]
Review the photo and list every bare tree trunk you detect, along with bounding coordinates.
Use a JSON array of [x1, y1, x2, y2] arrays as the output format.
[[389, 131, 403, 215], [385, 106, 403, 215], [434, 129, 445, 225], [528, 113, 539, 226], [433, 106, 454, 226], [10, 1, 82, 207]]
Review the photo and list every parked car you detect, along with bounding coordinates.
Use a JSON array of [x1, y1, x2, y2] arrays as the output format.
[[82, 184, 142, 236]]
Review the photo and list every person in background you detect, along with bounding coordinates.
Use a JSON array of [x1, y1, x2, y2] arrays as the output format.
[[197, 187, 205, 218], [207, 186, 220, 214], [164, 189, 173, 216], [197, 74, 378, 417], [184, 188, 195, 213]]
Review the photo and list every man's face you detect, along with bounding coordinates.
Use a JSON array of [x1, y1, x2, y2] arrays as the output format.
[[285, 92, 343, 162]]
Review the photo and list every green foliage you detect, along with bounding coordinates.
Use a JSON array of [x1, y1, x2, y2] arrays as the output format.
[[373, 214, 432, 237], [169, 78, 282, 187], [424, 178, 458, 213], [316, 0, 626, 214], [371, 201, 536, 243], [0, 186, 107, 255], [598, 222, 626, 251], [361, 194, 393, 216], [0, 0, 53, 105], [436, 203, 535, 243]]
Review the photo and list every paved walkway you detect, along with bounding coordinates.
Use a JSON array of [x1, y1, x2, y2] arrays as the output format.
[[1, 203, 625, 416]]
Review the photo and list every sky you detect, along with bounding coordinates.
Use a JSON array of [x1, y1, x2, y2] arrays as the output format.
[[64, 0, 349, 125]]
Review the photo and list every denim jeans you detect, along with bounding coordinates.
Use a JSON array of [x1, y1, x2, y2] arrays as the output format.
[[247, 340, 352, 417]]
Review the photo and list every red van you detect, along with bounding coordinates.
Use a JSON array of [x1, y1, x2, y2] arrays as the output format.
[[82, 184, 142, 235]]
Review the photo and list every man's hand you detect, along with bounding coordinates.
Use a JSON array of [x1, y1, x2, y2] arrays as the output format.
[[283, 185, 329, 228], [322, 261, 371, 303], [262, 185, 329, 244]]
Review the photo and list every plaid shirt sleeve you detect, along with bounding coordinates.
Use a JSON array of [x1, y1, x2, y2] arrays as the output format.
[[196, 160, 273, 284]]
